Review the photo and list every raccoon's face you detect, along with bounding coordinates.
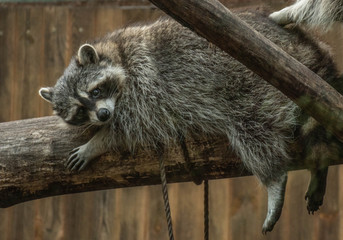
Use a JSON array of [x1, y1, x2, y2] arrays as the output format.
[[39, 44, 125, 126]]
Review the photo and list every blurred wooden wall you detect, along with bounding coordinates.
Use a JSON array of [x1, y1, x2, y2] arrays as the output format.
[[1, 0, 343, 239]]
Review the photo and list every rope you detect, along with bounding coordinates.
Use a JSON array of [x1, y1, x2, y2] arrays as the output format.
[[158, 136, 210, 240], [204, 179, 209, 240], [159, 152, 175, 240], [179, 133, 210, 240]]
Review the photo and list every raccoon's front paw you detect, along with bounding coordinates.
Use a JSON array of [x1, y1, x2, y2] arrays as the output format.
[[67, 146, 92, 171]]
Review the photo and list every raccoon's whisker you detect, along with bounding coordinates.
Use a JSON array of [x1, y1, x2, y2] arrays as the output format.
[[80, 123, 96, 135]]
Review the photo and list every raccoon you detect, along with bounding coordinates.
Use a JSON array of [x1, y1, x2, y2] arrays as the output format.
[[269, 0, 343, 29], [39, 9, 343, 233]]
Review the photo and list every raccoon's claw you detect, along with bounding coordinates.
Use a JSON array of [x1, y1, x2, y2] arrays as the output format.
[[67, 147, 91, 171], [305, 190, 325, 215], [69, 147, 80, 155], [305, 192, 323, 214]]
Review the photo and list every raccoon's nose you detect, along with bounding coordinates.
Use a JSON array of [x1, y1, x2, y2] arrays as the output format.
[[97, 108, 110, 122]]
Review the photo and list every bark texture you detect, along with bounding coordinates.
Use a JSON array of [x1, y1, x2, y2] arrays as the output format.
[[0, 116, 247, 208]]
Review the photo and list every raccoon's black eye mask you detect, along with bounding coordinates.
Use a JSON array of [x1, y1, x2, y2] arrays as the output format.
[[75, 93, 96, 111], [65, 106, 89, 126], [89, 79, 119, 98]]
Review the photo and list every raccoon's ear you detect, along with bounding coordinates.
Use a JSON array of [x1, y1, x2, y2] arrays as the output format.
[[39, 87, 54, 103], [78, 44, 99, 65]]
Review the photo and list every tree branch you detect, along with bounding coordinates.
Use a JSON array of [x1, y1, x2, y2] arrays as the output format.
[[0, 116, 248, 208], [148, 0, 343, 141], [0, 117, 342, 208]]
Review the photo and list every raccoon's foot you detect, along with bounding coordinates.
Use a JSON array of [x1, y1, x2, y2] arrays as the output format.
[[305, 167, 328, 214], [269, 7, 293, 25], [67, 145, 94, 171], [262, 174, 287, 234]]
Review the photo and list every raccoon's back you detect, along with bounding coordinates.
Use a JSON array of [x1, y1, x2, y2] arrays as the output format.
[[106, 9, 335, 93], [107, 9, 338, 148], [148, 10, 335, 85]]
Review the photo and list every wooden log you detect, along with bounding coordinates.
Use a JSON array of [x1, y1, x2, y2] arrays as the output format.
[[148, 0, 343, 141], [0, 116, 342, 208], [0, 116, 248, 208]]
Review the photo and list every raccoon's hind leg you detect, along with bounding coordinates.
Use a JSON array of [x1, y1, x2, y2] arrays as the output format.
[[262, 173, 288, 234], [300, 118, 339, 214], [305, 167, 328, 214], [231, 134, 290, 233]]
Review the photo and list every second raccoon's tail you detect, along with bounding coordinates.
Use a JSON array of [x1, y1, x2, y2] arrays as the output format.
[[269, 0, 343, 30]]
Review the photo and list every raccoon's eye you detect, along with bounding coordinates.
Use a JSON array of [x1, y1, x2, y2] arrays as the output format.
[[90, 88, 101, 98]]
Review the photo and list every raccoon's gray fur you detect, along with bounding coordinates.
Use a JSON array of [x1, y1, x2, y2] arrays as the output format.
[[270, 0, 343, 29], [39, 9, 342, 233]]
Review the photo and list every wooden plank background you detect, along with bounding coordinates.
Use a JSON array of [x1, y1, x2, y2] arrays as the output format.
[[1, 0, 343, 239]]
